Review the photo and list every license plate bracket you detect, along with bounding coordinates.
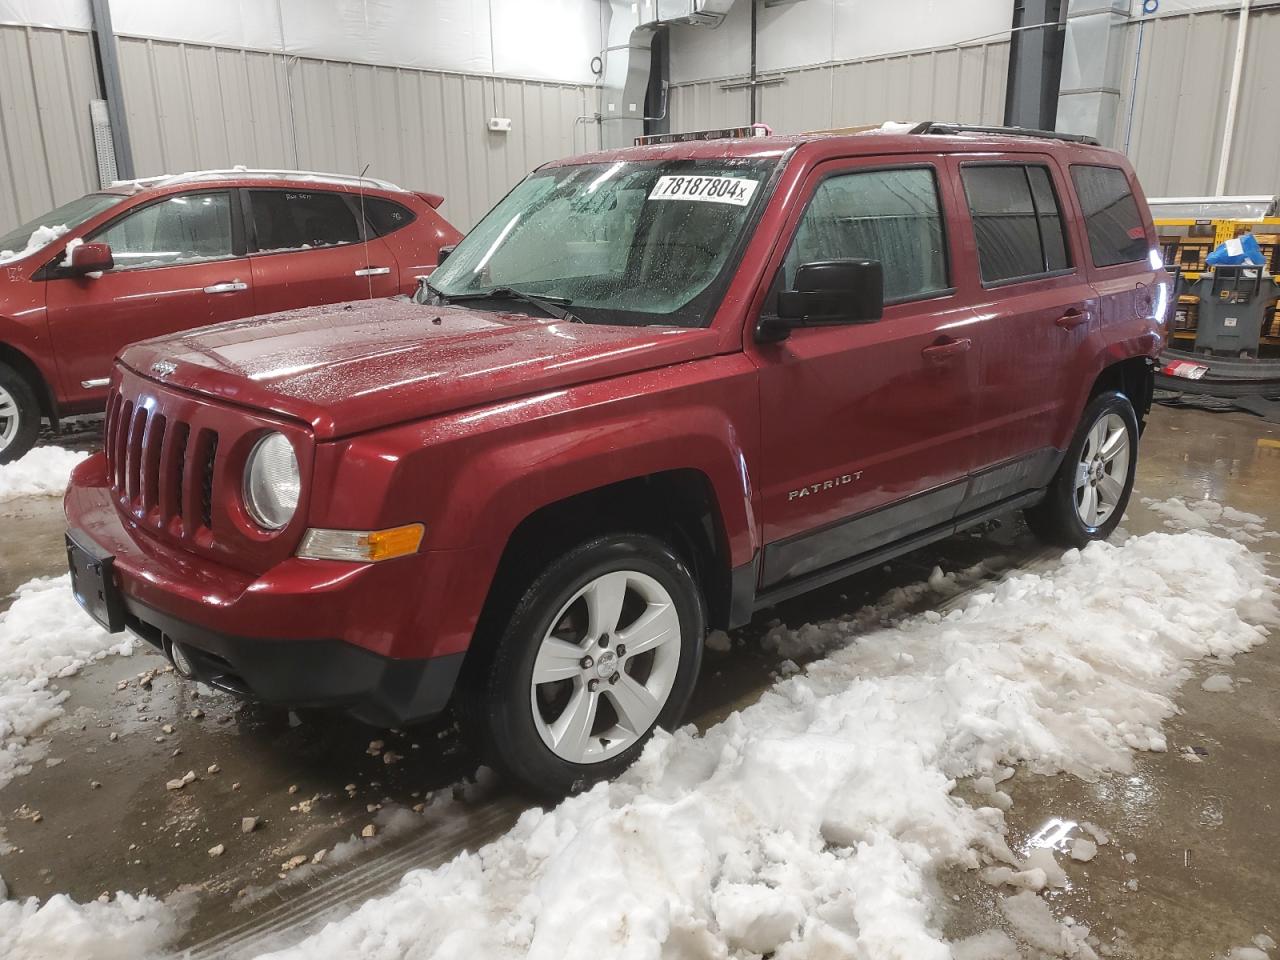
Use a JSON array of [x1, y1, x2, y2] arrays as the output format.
[[65, 530, 126, 633]]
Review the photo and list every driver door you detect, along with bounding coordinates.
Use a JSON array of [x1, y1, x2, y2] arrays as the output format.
[[45, 189, 254, 408], [753, 157, 982, 590]]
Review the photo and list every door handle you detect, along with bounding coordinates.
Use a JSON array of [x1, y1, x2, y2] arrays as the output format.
[[354, 266, 391, 277], [921, 337, 972, 363], [203, 281, 248, 294], [1056, 308, 1088, 330]]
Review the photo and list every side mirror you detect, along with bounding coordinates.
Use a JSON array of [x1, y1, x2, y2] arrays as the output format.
[[436, 244, 456, 266], [67, 241, 114, 276], [777, 259, 884, 325]]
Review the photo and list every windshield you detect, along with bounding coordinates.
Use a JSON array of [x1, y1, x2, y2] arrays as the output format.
[[429, 157, 777, 327], [0, 193, 126, 263]]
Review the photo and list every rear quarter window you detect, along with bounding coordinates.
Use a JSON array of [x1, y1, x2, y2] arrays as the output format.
[[1070, 164, 1149, 268], [363, 197, 417, 236]]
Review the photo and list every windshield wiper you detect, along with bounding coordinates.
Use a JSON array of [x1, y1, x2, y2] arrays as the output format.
[[441, 286, 583, 323]]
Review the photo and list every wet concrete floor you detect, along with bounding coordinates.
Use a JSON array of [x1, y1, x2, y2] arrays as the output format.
[[0, 404, 1276, 956]]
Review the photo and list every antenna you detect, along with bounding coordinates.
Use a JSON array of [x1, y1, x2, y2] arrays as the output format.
[[358, 161, 373, 299]]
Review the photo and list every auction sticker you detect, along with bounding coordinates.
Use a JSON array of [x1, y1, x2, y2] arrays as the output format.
[[649, 175, 758, 206]]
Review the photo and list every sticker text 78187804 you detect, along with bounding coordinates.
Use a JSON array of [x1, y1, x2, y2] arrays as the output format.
[[648, 175, 759, 207]]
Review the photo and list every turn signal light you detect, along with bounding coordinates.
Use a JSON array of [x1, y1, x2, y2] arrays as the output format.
[[297, 523, 424, 562]]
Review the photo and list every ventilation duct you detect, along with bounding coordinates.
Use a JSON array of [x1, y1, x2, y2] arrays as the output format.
[[600, 0, 736, 148]]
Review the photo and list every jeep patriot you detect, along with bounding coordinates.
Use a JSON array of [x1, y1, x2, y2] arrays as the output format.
[[65, 124, 1167, 793]]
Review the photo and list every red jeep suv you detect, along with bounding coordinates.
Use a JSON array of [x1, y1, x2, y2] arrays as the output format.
[[0, 169, 461, 462], [65, 125, 1166, 793]]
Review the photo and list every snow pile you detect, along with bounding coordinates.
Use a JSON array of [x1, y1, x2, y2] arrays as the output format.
[[0, 447, 90, 501], [759, 557, 1006, 660], [259, 530, 1277, 960], [1144, 496, 1277, 544], [0, 224, 69, 265], [0, 892, 178, 960], [0, 576, 134, 789]]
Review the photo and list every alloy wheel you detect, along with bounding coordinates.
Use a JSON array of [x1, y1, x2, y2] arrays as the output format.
[[1074, 411, 1130, 528], [0, 384, 19, 453], [530, 569, 682, 764]]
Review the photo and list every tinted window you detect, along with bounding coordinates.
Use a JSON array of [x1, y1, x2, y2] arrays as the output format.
[[784, 166, 948, 303], [250, 190, 360, 251], [1070, 164, 1148, 267], [962, 165, 1072, 283], [1028, 167, 1070, 272], [93, 192, 234, 270], [363, 197, 416, 236]]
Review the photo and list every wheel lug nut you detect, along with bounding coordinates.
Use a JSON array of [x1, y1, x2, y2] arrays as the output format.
[[588, 679, 600, 692], [609, 672, 620, 684], [599, 633, 610, 648], [616, 644, 626, 657], [580, 655, 594, 669]]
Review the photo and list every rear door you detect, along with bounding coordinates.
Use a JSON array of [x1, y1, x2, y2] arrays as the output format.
[[45, 189, 253, 407], [949, 157, 1099, 511], [753, 155, 983, 590], [1068, 162, 1163, 365], [246, 188, 399, 313]]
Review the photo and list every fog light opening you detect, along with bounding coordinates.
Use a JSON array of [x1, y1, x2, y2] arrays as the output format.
[[165, 638, 197, 680]]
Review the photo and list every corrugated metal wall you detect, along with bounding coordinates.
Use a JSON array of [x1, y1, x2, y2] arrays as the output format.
[[6, 11, 1280, 237], [1113, 5, 1280, 197], [0, 25, 102, 232], [114, 37, 600, 229], [669, 40, 1010, 136]]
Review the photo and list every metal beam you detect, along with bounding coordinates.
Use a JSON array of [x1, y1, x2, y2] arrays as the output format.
[[89, 0, 134, 181], [1004, 0, 1067, 131]]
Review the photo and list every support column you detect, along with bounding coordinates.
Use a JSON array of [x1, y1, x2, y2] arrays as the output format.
[[1005, 0, 1067, 131], [89, 0, 134, 180], [1056, 0, 1130, 145]]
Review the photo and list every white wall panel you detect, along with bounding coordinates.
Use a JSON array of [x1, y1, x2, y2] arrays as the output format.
[[1111, 5, 1280, 196], [669, 40, 1009, 136], [0, 25, 101, 231], [115, 37, 599, 230], [670, 0, 1015, 83]]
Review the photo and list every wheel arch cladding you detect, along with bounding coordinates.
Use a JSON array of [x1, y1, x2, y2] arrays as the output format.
[[481, 469, 734, 638], [1090, 356, 1155, 419]]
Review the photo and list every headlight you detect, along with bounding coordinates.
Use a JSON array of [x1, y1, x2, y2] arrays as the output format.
[[243, 432, 300, 530]]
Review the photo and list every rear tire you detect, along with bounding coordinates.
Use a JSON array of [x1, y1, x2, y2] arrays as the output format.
[[0, 363, 40, 465], [461, 533, 705, 797], [1025, 390, 1139, 547]]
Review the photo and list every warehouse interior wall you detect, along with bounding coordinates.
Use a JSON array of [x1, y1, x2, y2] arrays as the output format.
[[0, 0, 606, 231], [668, 0, 1280, 199], [3, 0, 1280, 237]]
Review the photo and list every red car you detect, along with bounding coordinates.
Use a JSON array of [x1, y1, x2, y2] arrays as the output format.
[[0, 169, 461, 462], [66, 126, 1167, 794]]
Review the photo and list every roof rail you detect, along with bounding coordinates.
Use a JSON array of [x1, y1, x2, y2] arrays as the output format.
[[909, 122, 1100, 147], [111, 168, 407, 193]]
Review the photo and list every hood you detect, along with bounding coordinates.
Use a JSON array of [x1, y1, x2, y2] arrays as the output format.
[[119, 298, 722, 439]]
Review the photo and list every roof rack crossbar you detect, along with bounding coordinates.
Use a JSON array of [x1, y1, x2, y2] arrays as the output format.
[[909, 122, 1100, 147]]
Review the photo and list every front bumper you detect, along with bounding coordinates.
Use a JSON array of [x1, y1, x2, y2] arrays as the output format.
[[64, 455, 466, 726], [123, 598, 462, 727]]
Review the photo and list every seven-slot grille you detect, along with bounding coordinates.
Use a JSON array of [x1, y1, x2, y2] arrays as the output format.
[[103, 386, 218, 537]]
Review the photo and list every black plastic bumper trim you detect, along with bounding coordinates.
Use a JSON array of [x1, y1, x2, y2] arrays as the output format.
[[123, 599, 463, 728]]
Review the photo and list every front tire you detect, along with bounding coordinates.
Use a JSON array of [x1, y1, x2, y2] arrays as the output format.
[[463, 534, 705, 796], [0, 363, 40, 465], [1026, 390, 1139, 547]]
